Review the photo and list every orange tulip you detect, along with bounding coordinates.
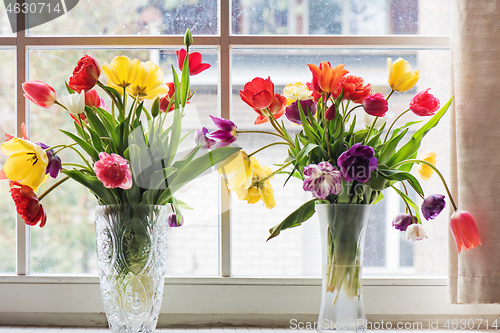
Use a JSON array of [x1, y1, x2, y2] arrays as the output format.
[[450, 211, 481, 254], [308, 62, 349, 95]]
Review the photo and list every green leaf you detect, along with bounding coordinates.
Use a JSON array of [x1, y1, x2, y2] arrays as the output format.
[[391, 186, 422, 224], [171, 65, 180, 111], [141, 189, 160, 205], [151, 97, 161, 118], [125, 182, 141, 205], [180, 54, 191, 107], [99, 85, 123, 111], [166, 106, 182, 167], [378, 169, 424, 197], [377, 128, 408, 165], [156, 147, 241, 205], [267, 199, 317, 241], [173, 196, 194, 210], [60, 129, 99, 162], [62, 170, 119, 205], [372, 191, 384, 204], [65, 81, 75, 94], [387, 97, 453, 167]]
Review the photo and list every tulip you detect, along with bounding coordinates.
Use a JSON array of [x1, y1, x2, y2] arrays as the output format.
[[84, 89, 102, 108], [406, 224, 427, 241], [36, 142, 62, 179], [93, 152, 133, 190], [324, 104, 336, 121], [217, 150, 253, 192], [337, 143, 378, 183], [1, 137, 48, 191], [306, 81, 322, 102], [421, 194, 446, 220], [417, 152, 436, 181], [283, 82, 313, 105], [102, 56, 141, 89], [387, 58, 419, 92], [308, 62, 349, 95], [240, 77, 275, 110], [167, 212, 184, 227], [9, 181, 47, 227], [207, 116, 238, 147], [285, 99, 316, 125], [127, 61, 168, 100], [450, 211, 481, 254], [302, 162, 342, 200], [62, 91, 86, 115], [22, 80, 57, 108], [409, 88, 440, 116], [254, 93, 287, 125], [340, 75, 372, 104], [363, 93, 388, 117], [234, 156, 275, 209], [176, 49, 211, 76], [392, 214, 417, 231], [68, 55, 101, 93], [160, 82, 176, 112]]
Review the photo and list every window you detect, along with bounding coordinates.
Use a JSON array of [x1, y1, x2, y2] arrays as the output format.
[[1, 0, 499, 326]]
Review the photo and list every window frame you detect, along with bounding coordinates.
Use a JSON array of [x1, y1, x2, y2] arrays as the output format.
[[1, 0, 499, 326]]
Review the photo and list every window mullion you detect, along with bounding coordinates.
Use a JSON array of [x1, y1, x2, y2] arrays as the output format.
[[15, 13, 29, 276], [218, 0, 231, 277]]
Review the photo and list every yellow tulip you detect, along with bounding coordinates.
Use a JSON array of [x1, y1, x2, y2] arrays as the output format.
[[417, 152, 436, 180], [387, 58, 419, 92], [102, 56, 141, 89], [1, 138, 48, 191], [235, 156, 275, 209], [283, 82, 312, 106], [218, 151, 253, 191], [127, 61, 168, 100]]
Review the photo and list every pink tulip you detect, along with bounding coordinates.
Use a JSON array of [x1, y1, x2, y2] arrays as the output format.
[[450, 210, 481, 254], [22, 80, 57, 108], [409, 88, 440, 116], [363, 93, 388, 117]]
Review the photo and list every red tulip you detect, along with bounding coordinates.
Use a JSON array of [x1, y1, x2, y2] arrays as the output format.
[[409, 88, 440, 116], [68, 55, 101, 93], [240, 76, 275, 111], [450, 210, 481, 254], [308, 62, 349, 95], [22, 80, 57, 108], [306, 81, 322, 102], [85, 89, 101, 108], [9, 181, 47, 227], [254, 93, 287, 125], [363, 93, 388, 117], [340, 75, 372, 104], [176, 49, 211, 76]]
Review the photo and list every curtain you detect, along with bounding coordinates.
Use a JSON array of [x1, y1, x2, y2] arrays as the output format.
[[449, 0, 500, 303]]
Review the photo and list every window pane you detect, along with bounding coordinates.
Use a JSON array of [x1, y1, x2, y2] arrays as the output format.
[[0, 2, 14, 35], [28, 48, 219, 275], [231, 48, 450, 277], [232, 0, 449, 35], [0, 49, 16, 273], [28, 0, 218, 36]]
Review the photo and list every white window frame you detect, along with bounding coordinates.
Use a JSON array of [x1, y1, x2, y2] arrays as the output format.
[[1, 0, 499, 327]]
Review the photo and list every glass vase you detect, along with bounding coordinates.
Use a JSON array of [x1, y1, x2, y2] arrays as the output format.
[[95, 205, 170, 333], [316, 204, 371, 333]]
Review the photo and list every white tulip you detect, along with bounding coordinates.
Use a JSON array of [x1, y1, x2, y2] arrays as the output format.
[[63, 91, 85, 115], [406, 224, 427, 241]]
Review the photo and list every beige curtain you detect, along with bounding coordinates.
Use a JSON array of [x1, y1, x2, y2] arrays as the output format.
[[449, 0, 500, 303]]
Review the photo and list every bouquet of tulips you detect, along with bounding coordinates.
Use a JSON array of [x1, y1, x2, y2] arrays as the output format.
[[0, 30, 239, 228], [204, 57, 481, 298]]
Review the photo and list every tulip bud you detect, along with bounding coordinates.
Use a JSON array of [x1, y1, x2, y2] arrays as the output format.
[[392, 213, 417, 231], [184, 28, 193, 48], [417, 152, 437, 181], [22, 80, 57, 108], [406, 224, 427, 241], [168, 212, 184, 228], [363, 93, 388, 117], [325, 104, 336, 121], [409, 88, 440, 116], [421, 194, 446, 220], [450, 210, 481, 254]]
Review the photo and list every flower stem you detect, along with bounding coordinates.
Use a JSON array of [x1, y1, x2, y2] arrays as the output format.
[[363, 116, 378, 144], [393, 159, 458, 211], [54, 100, 68, 111], [386, 89, 395, 101], [383, 108, 410, 143], [248, 142, 289, 158], [259, 161, 293, 183], [122, 87, 127, 118], [51, 143, 78, 155], [62, 163, 88, 169], [343, 105, 362, 124], [38, 176, 70, 201]]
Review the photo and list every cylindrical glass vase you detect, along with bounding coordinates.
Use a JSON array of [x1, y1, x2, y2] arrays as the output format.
[[316, 204, 371, 333], [95, 205, 170, 333]]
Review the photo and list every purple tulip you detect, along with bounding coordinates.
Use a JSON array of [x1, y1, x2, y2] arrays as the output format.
[[392, 213, 417, 231], [207, 115, 238, 147], [36, 142, 62, 179], [337, 143, 378, 183], [194, 127, 216, 149], [302, 162, 342, 200], [421, 194, 446, 220], [167, 212, 184, 228], [285, 100, 317, 125]]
